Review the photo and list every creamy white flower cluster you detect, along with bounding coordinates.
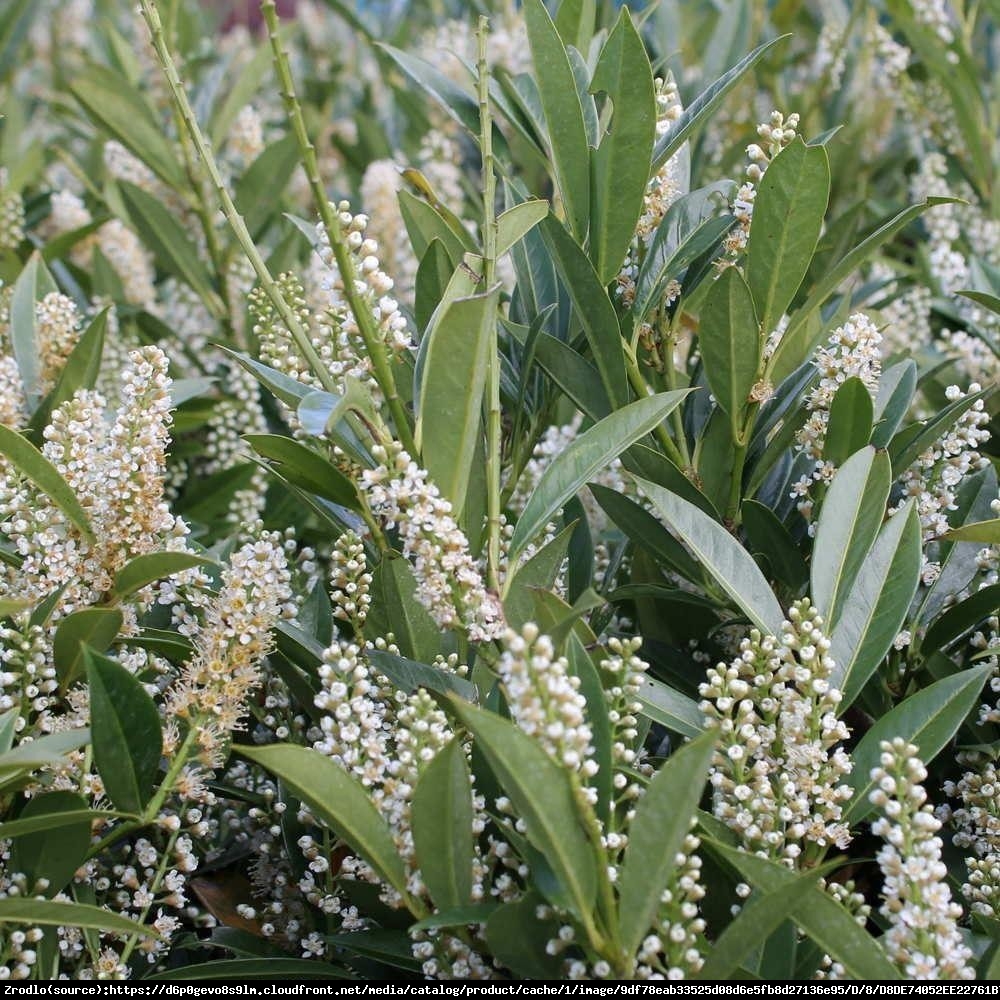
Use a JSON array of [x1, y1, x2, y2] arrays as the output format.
[[317, 200, 412, 363], [893, 383, 990, 586], [792, 312, 883, 517], [329, 529, 372, 631], [165, 532, 295, 760], [362, 443, 504, 642], [870, 738, 973, 980], [0, 169, 24, 253], [498, 624, 596, 780], [699, 599, 853, 864], [725, 110, 800, 257]]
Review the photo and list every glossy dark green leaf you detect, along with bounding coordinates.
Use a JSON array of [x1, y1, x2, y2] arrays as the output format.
[[844, 665, 993, 826], [747, 138, 830, 337], [698, 267, 760, 428], [86, 648, 162, 813], [411, 740, 474, 909], [485, 892, 562, 978], [10, 791, 91, 897], [566, 633, 612, 819], [923, 585, 1000, 653], [245, 433, 359, 509], [524, 0, 591, 239], [365, 650, 477, 703], [822, 378, 873, 466], [368, 557, 440, 662], [588, 8, 655, 283], [113, 552, 215, 601], [510, 391, 687, 560], [636, 477, 785, 634], [448, 698, 599, 921], [618, 730, 716, 955], [0, 898, 160, 938], [831, 501, 922, 708], [871, 360, 917, 449], [234, 135, 300, 238], [53, 608, 124, 689], [240, 744, 409, 898], [741, 500, 808, 591], [635, 677, 704, 738], [0, 729, 90, 779], [417, 285, 500, 514], [811, 447, 890, 628]]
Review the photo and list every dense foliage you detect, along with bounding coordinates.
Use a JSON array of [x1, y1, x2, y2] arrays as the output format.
[[0, 0, 998, 982]]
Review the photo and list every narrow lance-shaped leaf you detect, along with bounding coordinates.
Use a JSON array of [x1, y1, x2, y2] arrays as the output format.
[[698, 266, 761, 432], [495, 200, 549, 257], [86, 648, 162, 813], [509, 390, 688, 561], [811, 447, 890, 628], [417, 285, 500, 515], [53, 608, 123, 689], [635, 478, 785, 634], [0, 424, 94, 542], [411, 740, 474, 910], [523, 0, 592, 240], [746, 138, 831, 337], [0, 899, 161, 939], [588, 8, 656, 284], [831, 500, 922, 708], [448, 698, 599, 923], [618, 730, 716, 955], [239, 744, 410, 898], [843, 665, 993, 826]]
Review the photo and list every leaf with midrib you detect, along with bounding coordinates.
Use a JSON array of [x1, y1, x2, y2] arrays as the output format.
[[448, 698, 599, 923], [113, 552, 215, 601], [0, 424, 94, 542], [617, 730, 715, 955], [0, 898, 161, 938], [509, 391, 688, 561], [53, 608, 124, 689], [843, 665, 993, 826], [636, 477, 785, 635], [411, 740, 474, 910], [746, 138, 830, 337], [811, 447, 889, 629], [239, 744, 409, 898]]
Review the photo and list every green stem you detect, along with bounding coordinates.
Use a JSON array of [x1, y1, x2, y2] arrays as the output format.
[[477, 16, 503, 595], [260, 0, 417, 457], [625, 350, 687, 470], [136, 0, 339, 396]]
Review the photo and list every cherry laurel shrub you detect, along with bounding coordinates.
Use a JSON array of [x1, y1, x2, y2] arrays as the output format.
[[0, 0, 998, 982]]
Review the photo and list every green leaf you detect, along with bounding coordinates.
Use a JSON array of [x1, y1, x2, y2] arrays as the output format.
[[53, 608, 124, 689], [0, 729, 90, 778], [417, 285, 500, 514], [830, 501, 922, 709], [504, 522, 576, 630], [822, 378, 873, 466], [0, 424, 94, 542], [10, 792, 92, 897], [811, 447, 890, 628], [652, 36, 789, 172], [9, 254, 57, 408], [398, 189, 473, 265], [510, 391, 688, 561], [741, 500, 808, 592], [147, 959, 353, 980], [871, 360, 917, 449], [698, 267, 761, 429], [0, 807, 128, 840], [633, 182, 736, 322], [588, 8, 656, 283], [27, 309, 108, 440], [566, 634, 613, 820], [495, 200, 549, 257], [113, 552, 215, 601], [531, 332, 611, 421], [485, 893, 563, 978], [636, 677, 704, 738], [365, 650, 477, 703], [69, 65, 185, 190], [843, 666, 994, 827], [411, 740, 474, 910], [636, 478, 785, 634], [244, 434, 359, 510], [539, 215, 628, 408], [118, 182, 222, 314], [770, 198, 957, 376], [924, 585, 1000, 653], [368, 557, 440, 662], [209, 41, 273, 147], [234, 135, 301, 238], [698, 860, 834, 980], [448, 699, 599, 922], [524, 0, 591, 239], [85, 648, 163, 813], [410, 903, 500, 932], [618, 730, 716, 956], [0, 898, 160, 939], [704, 843, 899, 980], [221, 350, 312, 409], [555, 0, 596, 51], [746, 138, 830, 336], [944, 519, 1000, 544], [239, 744, 409, 898]]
